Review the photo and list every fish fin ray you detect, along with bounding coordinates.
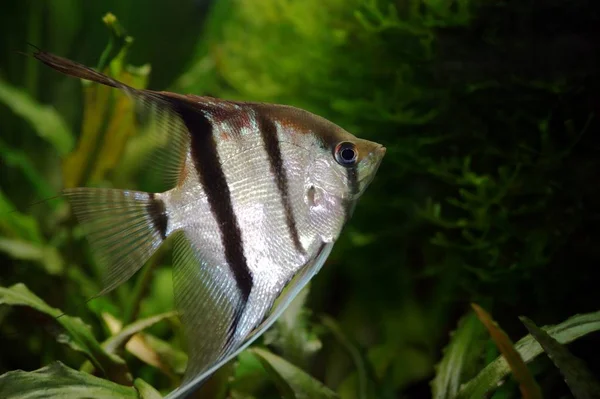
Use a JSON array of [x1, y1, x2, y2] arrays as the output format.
[[136, 98, 191, 190], [247, 242, 333, 341], [33, 49, 123, 89], [63, 188, 167, 295], [171, 230, 244, 384], [164, 242, 334, 399], [33, 49, 190, 190]]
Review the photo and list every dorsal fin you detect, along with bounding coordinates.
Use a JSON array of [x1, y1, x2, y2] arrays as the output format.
[[33, 49, 190, 190]]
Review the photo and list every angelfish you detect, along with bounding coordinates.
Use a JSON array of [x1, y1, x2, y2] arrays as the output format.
[[33, 50, 385, 398]]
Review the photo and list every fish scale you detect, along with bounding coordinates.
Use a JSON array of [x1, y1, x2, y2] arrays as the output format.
[[31, 48, 385, 399], [211, 112, 311, 345]]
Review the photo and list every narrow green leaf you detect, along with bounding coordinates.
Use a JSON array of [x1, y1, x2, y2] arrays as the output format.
[[0, 78, 74, 155], [122, 248, 166, 327], [103, 311, 178, 354], [134, 378, 163, 399], [263, 284, 321, 368], [431, 311, 486, 399], [231, 350, 270, 392], [459, 310, 600, 398], [142, 333, 188, 375], [0, 138, 57, 201], [140, 333, 188, 375], [0, 238, 64, 275], [91, 312, 187, 377], [0, 283, 131, 385], [520, 316, 600, 399], [471, 304, 543, 399], [249, 347, 338, 399], [47, 0, 82, 56], [0, 190, 43, 243], [86, 63, 150, 184], [321, 315, 369, 399], [61, 13, 148, 188], [82, 311, 178, 375], [0, 361, 138, 399]]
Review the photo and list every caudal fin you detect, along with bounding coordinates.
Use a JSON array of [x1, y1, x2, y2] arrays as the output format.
[[64, 188, 168, 296]]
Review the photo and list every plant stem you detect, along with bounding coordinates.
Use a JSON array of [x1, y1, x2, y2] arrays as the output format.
[[25, 0, 42, 97], [121, 247, 164, 327]]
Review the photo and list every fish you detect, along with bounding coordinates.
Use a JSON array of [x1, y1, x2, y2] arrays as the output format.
[[32, 49, 385, 398]]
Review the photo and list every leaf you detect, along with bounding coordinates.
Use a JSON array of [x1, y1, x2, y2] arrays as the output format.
[[0, 283, 131, 385], [138, 268, 175, 320], [0, 78, 74, 155], [0, 190, 43, 243], [47, 0, 82, 56], [103, 311, 177, 353], [134, 378, 163, 399], [249, 347, 338, 399], [87, 63, 150, 183], [61, 13, 151, 188], [141, 334, 188, 376], [0, 138, 58, 201], [0, 238, 64, 275], [80, 311, 177, 375], [101, 312, 186, 377], [458, 310, 600, 398], [60, 67, 112, 188], [263, 284, 322, 368], [520, 316, 600, 399], [470, 304, 542, 399], [321, 315, 369, 399], [0, 361, 138, 399], [364, 299, 436, 390], [431, 311, 486, 399], [231, 350, 270, 393]]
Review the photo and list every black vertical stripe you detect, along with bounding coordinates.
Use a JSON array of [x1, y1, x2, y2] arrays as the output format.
[[147, 193, 168, 239], [257, 115, 305, 255], [171, 100, 253, 342], [345, 167, 359, 221]]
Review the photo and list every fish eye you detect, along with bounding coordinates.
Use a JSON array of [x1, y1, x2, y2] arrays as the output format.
[[334, 142, 358, 167]]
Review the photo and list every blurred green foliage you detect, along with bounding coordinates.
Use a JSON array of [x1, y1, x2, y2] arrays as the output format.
[[1, 0, 600, 398]]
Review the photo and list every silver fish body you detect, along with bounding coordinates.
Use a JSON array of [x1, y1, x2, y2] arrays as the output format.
[[33, 50, 385, 398]]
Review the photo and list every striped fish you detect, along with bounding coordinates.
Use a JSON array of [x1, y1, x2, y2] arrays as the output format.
[[33, 50, 385, 398]]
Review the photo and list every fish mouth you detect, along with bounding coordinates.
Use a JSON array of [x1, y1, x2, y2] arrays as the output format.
[[371, 145, 386, 171], [347, 145, 386, 199]]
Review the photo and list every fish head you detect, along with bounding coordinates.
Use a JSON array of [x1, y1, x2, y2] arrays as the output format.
[[308, 127, 386, 202], [252, 103, 385, 239], [255, 104, 386, 202]]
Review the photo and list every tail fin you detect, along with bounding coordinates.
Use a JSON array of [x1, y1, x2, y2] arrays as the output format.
[[64, 188, 168, 296]]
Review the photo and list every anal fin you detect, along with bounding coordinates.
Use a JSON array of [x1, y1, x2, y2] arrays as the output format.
[[171, 230, 244, 383], [164, 242, 334, 399]]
